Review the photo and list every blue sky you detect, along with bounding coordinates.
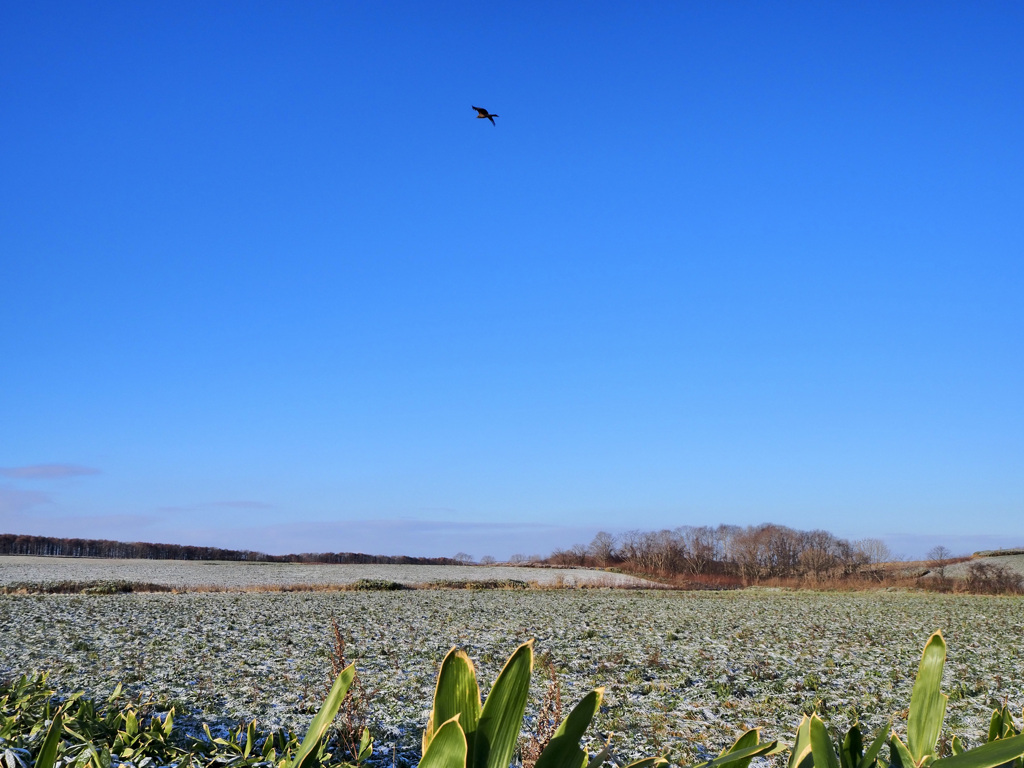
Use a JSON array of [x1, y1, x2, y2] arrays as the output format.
[[2, 2, 1022, 559]]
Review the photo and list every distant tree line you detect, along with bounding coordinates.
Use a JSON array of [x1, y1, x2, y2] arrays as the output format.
[[0, 533, 456, 565], [545, 523, 895, 583]]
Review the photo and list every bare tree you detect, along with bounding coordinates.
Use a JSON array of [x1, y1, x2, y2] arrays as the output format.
[[479, 555, 496, 565], [587, 531, 617, 566], [569, 542, 590, 565], [679, 525, 719, 575], [927, 545, 952, 580], [855, 538, 892, 565], [453, 552, 475, 565]]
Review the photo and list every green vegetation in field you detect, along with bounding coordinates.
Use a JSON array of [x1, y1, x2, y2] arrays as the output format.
[[3, 631, 1024, 768], [792, 632, 1024, 768]]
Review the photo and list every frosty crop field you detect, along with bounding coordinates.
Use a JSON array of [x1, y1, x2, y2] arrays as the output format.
[[2, 588, 1022, 766], [0, 556, 656, 589]]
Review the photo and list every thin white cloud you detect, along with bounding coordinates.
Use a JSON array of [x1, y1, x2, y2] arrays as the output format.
[[0, 464, 101, 479], [0, 485, 52, 516]]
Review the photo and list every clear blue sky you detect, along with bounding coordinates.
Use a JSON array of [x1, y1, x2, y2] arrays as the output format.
[[2, 1, 1022, 559]]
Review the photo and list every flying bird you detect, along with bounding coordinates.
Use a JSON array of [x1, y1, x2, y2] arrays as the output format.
[[472, 106, 499, 125]]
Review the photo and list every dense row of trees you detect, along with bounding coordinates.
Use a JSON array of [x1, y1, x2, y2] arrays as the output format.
[[0, 533, 455, 565], [547, 523, 895, 582]]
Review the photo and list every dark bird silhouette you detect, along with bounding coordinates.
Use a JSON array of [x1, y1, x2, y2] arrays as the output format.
[[472, 106, 499, 125]]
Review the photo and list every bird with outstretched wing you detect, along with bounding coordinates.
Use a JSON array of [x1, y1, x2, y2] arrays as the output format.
[[472, 106, 499, 125]]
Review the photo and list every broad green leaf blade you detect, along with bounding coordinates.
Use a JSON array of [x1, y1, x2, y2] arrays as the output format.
[[623, 759, 669, 768], [951, 738, 965, 757], [989, 712, 1004, 744], [724, 730, 765, 768], [586, 746, 612, 768], [843, 725, 865, 768], [476, 640, 533, 768], [932, 735, 1024, 768], [726, 730, 762, 755], [358, 727, 373, 762], [35, 708, 64, 768], [908, 632, 948, 764], [891, 734, 916, 768], [698, 741, 781, 768], [292, 663, 355, 768], [860, 722, 893, 768], [811, 714, 841, 768], [425, 649, 481, 762], [535, 689, 603, 768], [420, 716, 468, 768], [790, 717, 814, 768]]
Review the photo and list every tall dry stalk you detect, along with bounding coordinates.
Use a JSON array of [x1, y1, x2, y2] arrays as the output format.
[[521, 659, 562, 768], [326, 616, 372, 762]]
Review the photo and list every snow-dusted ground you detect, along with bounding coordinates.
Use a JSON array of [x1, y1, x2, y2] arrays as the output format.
[[1, 587, 1021, 766], [0, 555, 657, 589]]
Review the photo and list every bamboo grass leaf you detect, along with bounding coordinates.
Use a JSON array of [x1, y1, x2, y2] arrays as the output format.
[[697, 741, 781, 768], [35, 708, 64, 768], [791, 717, 814, 768], [723, 730, 769, 768], [476, 641, 533, 768], [861, 723, 893, 768], [891, 734, 916, 768], [843, 726, 864, 768], [420, 716, 468, 768], [811, 714, 841, 768], [534, 689, 603, 768], [623, 759, 669, 768], [425, 649, 481, 763], [932, 736, 1024, 768], [908, 633, 948, 764], [291, 663, 355, 768]]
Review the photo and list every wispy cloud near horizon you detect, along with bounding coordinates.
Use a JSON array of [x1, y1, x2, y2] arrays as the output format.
[[0, 485, 53, 516], [0, 464, 101, 480]]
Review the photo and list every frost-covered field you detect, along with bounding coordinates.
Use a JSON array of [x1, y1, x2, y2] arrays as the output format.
[[1, 589, 1022, 766], [0, 556, 655, 589]]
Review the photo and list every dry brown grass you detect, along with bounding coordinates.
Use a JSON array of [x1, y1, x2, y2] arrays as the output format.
[[325, 616, 373, 762], [520, 658, 562, 768]]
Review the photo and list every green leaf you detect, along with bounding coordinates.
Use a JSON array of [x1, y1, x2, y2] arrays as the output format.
[[476, 640, 533, 768], [843, 725, 865, 768], [420, 716, 468, 768], [534, 689, 603, 768], [425, 649, 481, 763], [990, 712, 1004, 744], [811, 714, 841, 768], [908, 632, 948, 765], [35, 708, 64, 768], [244, 720, 256, 759], [952, 738, 965, 757], [162, 709, 174, 738], [697, 741, 781, 768], [291, 662, 355, 768], [860, 722, 893, 768], [790, 717, 815, 768], [358, 727, 373, 763], [622, 759, 669, 768], [932, 736, 1024, 768], [722, 730, 767, 768], [891, 734, 916, 768]]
